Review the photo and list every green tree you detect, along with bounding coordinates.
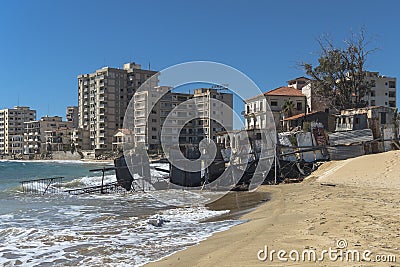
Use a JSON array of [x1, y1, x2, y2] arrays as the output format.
[[301, 29, 376, 112]]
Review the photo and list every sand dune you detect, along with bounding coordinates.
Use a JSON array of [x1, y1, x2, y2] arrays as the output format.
[[316, 150, 400, 189], [146, 151, 400, 266]]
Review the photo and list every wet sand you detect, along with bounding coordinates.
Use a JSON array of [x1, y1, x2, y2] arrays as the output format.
[[146, 150, 400, 266]]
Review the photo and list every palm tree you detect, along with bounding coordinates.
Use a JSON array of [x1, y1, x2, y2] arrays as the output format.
[[282, 100, 295, 118]]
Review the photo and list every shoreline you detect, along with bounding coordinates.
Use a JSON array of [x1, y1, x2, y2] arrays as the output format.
[[146, 150, 400, 267], [205, 190, 271, 222], [0, 158, 114, 164]]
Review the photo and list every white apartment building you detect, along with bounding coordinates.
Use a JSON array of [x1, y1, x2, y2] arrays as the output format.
[[78, 62, 157, 151], [0, 106, 36, 155], [132, 85, 173, 150], [244, 86, 306, 130], [24, 116, 73, 155], [363, 71, 396, 108]]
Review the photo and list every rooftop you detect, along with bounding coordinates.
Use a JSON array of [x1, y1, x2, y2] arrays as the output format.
[[287, 76, 311, 84], [282, 111, 321, 121], [265, 86, 305, 97]]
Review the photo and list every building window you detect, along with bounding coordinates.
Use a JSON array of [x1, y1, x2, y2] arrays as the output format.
[[296, 102, 302, 111], [389, 91, 396, 98], [271, 101, 278, 107], [389, 81, 396, 88], [152, 136, 157, 140], [370, 90, 375, 97], [151, 127, 157, 131], [371, 100, 375, 106], [355, 117, 360, 124], [370, 80, 376, 87], [381, 112, 387, 124]]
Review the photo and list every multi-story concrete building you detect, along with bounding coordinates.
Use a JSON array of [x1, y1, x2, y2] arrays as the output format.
[[78, 62, 157, 151], [132, 85, 172, 150], [158, 91, 194, 148], [362, 71, 396, 108], [131, 87, 233, 150], [66, 106, 79, 128], [0, 106, 36, 155], [244, 86, 306, 130], [132, 86, 194, 150], [71, 128, 91, 151], [24, 116, 73, 155], [192, 88, 233, 142]]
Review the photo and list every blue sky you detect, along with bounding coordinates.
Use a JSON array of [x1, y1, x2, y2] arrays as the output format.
[[0, 0, 399, 118]]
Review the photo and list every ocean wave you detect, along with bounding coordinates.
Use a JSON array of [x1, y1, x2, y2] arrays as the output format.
[[62, 174, 117, 188]]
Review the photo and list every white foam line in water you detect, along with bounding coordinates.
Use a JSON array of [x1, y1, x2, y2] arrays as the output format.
[[0, 204, 241, 267]]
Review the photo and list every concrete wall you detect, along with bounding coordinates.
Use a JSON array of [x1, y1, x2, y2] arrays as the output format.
[[51, 151, 82, 160]]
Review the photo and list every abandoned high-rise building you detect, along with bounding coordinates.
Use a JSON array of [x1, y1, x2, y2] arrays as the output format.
[[77, 62, 157, 151]]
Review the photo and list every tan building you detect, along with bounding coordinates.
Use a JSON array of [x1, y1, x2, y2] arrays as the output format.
[[0, 106, 36, 155], [66, 106, 78, 128], [71, 127, 91, 151], [244, 86, 306, 130], [78, 62, 157, 151], [24, 116, 73, 155]]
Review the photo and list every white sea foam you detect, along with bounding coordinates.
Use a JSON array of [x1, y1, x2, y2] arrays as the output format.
[[0, 203, 241, 267], [1, 160, 242, 266]]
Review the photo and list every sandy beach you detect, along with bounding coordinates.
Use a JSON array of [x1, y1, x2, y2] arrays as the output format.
[[147, 150, 400, 266]]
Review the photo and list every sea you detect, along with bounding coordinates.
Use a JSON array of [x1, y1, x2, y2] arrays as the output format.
[[0, 160, 242, 267]]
